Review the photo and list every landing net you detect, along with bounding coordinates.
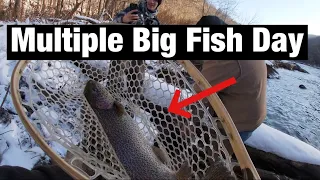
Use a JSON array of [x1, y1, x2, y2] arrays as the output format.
[[10, 60, 259, 179]]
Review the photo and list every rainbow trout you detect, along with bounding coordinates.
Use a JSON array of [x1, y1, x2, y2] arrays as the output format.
[[83, 80, 191, 180]]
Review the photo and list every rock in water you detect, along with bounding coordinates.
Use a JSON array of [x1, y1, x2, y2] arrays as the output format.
[[299, 84, 306, 89]]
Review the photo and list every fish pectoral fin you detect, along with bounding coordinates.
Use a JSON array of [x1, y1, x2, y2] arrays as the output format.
[[202, 158, 237, 180], [152, 145, 170, 165], [176, 160, 192, 180]]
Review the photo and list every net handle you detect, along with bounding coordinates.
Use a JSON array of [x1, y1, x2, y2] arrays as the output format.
[[177, 60, 261, 180], [10, 60, 89, 180]]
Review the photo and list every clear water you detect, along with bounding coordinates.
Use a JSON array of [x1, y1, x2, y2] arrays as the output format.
[[265, 63, 320, 150]]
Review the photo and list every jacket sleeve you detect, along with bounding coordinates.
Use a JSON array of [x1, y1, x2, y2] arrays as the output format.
[[0, 165, 73, 180], [113, 6, 132, 23], [154, 18, 161, 25]]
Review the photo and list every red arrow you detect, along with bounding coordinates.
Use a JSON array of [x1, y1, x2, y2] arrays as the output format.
[[168, 77, 237, 118]]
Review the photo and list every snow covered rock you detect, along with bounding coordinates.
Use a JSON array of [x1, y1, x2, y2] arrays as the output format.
[[273, 60, 309, 74], [245, 123, 320, 166]]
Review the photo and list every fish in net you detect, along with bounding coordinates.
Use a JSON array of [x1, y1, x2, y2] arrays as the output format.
[[12, 60, 256, 180]]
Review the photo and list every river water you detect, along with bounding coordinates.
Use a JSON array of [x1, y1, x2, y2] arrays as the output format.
[[265, 63, 320, 150]]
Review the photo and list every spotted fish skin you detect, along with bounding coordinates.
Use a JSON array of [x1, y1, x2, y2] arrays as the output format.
[[84, 80, 190, 180]]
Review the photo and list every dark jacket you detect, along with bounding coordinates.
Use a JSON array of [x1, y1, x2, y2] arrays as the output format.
[[113, 2, 160, 25]]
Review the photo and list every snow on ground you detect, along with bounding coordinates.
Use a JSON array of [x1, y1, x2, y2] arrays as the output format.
[[73, 15, 101, 24], [245, 123, 320, 165], [265, 60, 275, 66], [0, 24, 55, 168], [264, 63, 320, 150], [0, 115, 45, 169], [0, 24, 10, 86]]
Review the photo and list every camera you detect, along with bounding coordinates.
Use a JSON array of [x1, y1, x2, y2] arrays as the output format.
[[130, 3, 139, 14]]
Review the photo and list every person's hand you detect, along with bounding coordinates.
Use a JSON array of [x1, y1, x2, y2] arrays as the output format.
[[122, 10, 139, 23]]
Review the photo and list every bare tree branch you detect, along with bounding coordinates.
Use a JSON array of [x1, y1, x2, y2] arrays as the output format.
[[0, 130, 14, 136]]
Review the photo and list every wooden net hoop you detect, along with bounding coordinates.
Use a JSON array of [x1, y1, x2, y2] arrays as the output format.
[[10, 60, 260, 180]]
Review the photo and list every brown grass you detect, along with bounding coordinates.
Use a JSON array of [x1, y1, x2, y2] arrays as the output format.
[[0, 0, 238, 25], [157, 0, 238, 25], [157, 1, 207, 25]]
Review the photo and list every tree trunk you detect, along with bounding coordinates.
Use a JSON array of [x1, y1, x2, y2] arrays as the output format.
[[52, 0, 57, 8], [65, 0, 84, 19], [80, 0, 84, 14], [110, 0, 115, 17], [60, 0, 64, 14], [86, 0, 91, 16], [55, 0, 61, 17], [37, 0, 41, 13], [41, 0, 46, 14], [20, 0, 25, 20], [0, 0, 4, 12], [12, 0, 21, 20], [9, 0, 13, 12], [98, 0, 103, 15], [104, 0, 109, 13]]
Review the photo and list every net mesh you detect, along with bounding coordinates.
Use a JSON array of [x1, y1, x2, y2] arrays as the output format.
[[17, 60, 241, 179]]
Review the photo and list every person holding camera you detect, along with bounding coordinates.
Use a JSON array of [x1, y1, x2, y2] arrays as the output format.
[[113, 0, 162, 25]]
